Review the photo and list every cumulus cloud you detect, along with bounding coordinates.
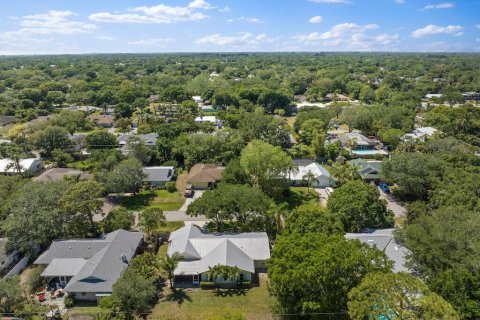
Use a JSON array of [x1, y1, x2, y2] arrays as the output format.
[[412, 25, 463, 37], [423, 2, 454, 10], [309, 16, 323, 23], [294, 22, 399, 50], [4, 10, 96, 37], [89, 1, 211, 24], [309, 0, 351, 3], [196, 32, 273, 47], [396, 0, 405, 4], [128, 38, 173, 45]]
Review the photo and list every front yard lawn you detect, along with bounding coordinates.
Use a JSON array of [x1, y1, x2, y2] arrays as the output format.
[[120, 190, 186, 211], [150, 278, 273, 320], [282, 187, 320, 210]]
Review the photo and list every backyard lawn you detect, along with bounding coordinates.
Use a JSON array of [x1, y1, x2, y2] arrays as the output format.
[[150, 278, 273, 320], [282, 187, 320, 210], [119, 190, 186, 211]]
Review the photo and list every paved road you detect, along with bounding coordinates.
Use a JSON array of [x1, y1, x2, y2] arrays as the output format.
[[164, 211, 207, 221]]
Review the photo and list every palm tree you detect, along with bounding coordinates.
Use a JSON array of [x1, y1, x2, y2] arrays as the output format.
[[302, 170, 319, 192], [159, 254, 181, 290]]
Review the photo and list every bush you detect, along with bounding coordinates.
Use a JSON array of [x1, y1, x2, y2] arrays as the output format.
[[165, 181, 177, 193], [162, 160, 178, 167], [239, 281, 251, 288], [64, 295, 74, 308], [200, 281, 216, 290]]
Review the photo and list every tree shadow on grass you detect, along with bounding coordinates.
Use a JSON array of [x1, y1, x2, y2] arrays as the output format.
[[283, 189, 317, 210], [118, 192, 156, 210], [164, 289, 192, 305], [213, 288, 248, 297]]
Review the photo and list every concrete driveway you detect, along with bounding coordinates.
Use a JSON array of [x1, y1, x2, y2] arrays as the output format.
[[314, 188, 330, 207], [378, 188, 406, 218], [164, 190, 207, 221]]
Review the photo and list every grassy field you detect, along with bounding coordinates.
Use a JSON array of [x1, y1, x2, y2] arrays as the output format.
[[120, 189, 186, 211], [150, 278, 273, 320], [282, 187, 320, 210]]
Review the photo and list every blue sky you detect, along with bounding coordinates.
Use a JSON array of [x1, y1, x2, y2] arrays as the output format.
[[0, 0, 478, 54]]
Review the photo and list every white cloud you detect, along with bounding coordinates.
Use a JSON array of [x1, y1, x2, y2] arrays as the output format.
[[89, 3, 210, 24], [188, 0, 212, 9], [475, 24, 480, 29], [423, 2, 454, 10], [309, 16, 323, 23], [196, 32, 273, 47], [218, 6, 230, 12], [412, 25, 463, 37], [396, 0, 405, 4], [227, 17, 264, 23], [294, 22, 399, 50], [419, 41, 463, 52], [309, 0, 351, 3], [128, 38, 173, 45], [4, 10, 96, 36]]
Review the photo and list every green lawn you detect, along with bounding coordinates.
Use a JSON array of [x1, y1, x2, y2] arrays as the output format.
[[282, 187, 320, 210], [120, 190, 186, 211], [150, 278, 273, 320]]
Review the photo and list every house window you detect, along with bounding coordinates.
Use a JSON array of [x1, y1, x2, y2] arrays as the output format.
[[240, 274, 244, 281]]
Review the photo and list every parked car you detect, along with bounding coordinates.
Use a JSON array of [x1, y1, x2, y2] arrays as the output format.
[[379, 183, 390, 194], [184, 185, 194, 198]]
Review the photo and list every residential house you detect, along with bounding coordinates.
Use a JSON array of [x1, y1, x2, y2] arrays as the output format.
[[424, 93, 443, 100], [338, 132, 376, 151], [67, 133, 87, 152], [325, 93, 349, 101], [192, 96, 203, 104], [194, 116, 223, 129], [149, 95, 160, 103], [200, 105, 217, 113], [287, 159, 334, 187], [345, 229, 409, 273], [168, 224, 270, 287], [402, 127, 439, 142], [187, 163, 224, 189], [142, 166, 175, 186], [0, 158, 43, 174], [33, 168, 93, 182], [348, 159, 383, 184], [0, 115, 18, 127], [34, 230, 143, 302], [61, 105, 100, 113], [117, 133, 159, 155], [88, 115, 115, 128], [463, 92, 480, 101]]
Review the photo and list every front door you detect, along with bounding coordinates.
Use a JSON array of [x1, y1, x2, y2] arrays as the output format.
[[193, 275, 199, 285]]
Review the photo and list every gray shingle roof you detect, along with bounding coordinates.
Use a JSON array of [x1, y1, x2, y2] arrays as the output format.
[[35, 230, 143, 294], [142, 166, 174, 183]]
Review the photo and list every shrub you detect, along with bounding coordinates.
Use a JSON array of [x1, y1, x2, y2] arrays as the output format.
[[64, 295, 74, 308], [26, 266, 45, 292], [165, 181, 177, 193], [162, 160, 178, 167], [200, 281, 216, 290], [239, 281, 251, 288]]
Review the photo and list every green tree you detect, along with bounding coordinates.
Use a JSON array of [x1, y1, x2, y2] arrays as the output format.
[[138, 207, 166, 242], [35, 126, 72, 156], [382, 153, 443, 200], [348, 272, 460, 320], [109, 268, 156, 319], [160, 254, 181, 289], [302, 170, 319, 192], [0, 276, 25, 313], [268, 233, 392, 314], [240, 140, 293, 196], [187, 183, 272, 233], [327, 180, 393, 232], [102, 207, 135, 233], [60, 180, 104, 235], [283, 205, 343, 236], [379, 128, 404, 149], [100, 158, 146, 194], [85, 130, 117, 150], [129, 253, 161, 279], [257, 89, 291, 114]]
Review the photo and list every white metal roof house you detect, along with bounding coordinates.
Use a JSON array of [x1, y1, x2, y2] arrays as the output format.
[[0, 158, 43, 174], [168, 224, 270, 287], [142, 166, 175, 186], [286, 160, 334, 188], [34, 230, 143, 302], [345, 229, 409, 273], [402, 127, 439, 142], [194, 116, 223, 128]]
